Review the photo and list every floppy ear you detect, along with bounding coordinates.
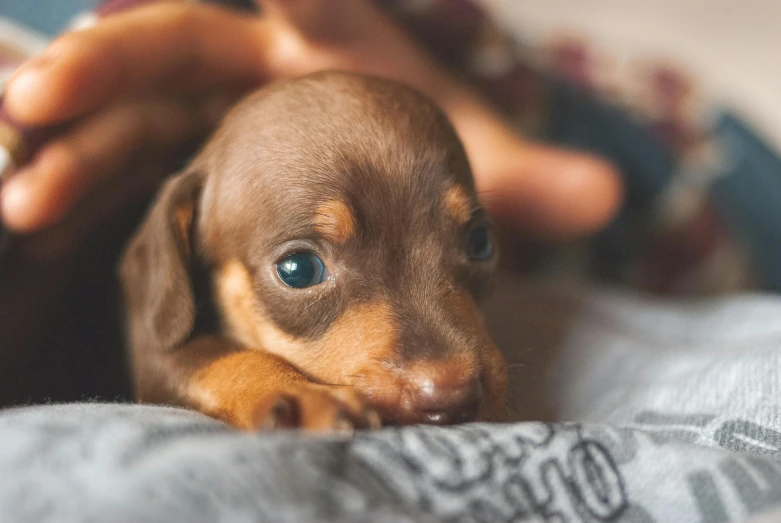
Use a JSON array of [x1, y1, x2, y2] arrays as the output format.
[[120, 169, 203, 358]]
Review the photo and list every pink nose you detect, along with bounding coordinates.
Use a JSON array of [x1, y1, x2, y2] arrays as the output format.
[[362, 360, 486, 426], [411, 376, 483, 425]]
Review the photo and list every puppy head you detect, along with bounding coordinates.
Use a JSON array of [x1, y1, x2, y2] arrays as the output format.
[[123, 71, 507, 425]]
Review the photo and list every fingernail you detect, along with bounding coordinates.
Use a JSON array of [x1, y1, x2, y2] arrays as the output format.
[[7, 49, 59, 94], [5, 78, 44, 116], [1, 168, 37, 231]]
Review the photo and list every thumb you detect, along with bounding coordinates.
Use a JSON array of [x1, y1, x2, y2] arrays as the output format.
[[478, 142, 622, 239], [255, 0, 371, 42]]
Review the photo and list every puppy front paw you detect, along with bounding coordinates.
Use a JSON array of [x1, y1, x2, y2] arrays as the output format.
[[253, 384, 381, 433]]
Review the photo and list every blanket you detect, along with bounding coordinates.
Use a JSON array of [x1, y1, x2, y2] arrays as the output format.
[[3, 286, 781, 522]]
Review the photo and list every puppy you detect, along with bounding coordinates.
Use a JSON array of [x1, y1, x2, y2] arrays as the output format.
[[120, 71, 507, 431]]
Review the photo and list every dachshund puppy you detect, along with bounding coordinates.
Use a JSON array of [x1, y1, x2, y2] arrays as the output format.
[[120, 71, 507, 431]]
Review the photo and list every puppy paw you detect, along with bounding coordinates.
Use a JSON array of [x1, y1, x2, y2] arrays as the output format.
[[253, 384, 381, 433]]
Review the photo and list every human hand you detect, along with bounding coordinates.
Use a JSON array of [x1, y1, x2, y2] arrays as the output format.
[[2, 0, 622, 238]]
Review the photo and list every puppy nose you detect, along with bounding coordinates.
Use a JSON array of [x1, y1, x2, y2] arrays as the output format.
[[411, 376, 482, 425]]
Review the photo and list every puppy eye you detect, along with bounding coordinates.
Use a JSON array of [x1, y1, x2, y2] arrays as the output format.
[[275, 252, 326, 288], [466, 224, 494, 261]]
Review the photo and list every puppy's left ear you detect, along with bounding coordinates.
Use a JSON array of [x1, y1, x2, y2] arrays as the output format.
[[119, 168, 203, 359]]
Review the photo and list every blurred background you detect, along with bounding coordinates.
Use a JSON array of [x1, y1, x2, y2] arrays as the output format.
[[4, 0, 780, 149], [2, 0, 96, 34], [491, 0, 781, 152]]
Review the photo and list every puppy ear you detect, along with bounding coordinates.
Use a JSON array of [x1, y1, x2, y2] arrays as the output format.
[[120, 169, 203, 356]]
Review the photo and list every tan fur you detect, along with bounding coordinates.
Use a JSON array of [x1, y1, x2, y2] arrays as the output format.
[[189, 350, 303, 429], [214, 259, 506, 422], [216, 260, 398, 384], [443, 185, 473, 224], [216, 261, 272, 350], [313, 200, 356, 245], [189, 348, 375, 431]]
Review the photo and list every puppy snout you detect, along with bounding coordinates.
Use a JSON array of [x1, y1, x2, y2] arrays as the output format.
[[412, 376, 483, 425], [358, 356, 493, 426]]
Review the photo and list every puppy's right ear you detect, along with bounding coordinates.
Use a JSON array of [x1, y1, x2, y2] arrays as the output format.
[[120, 169, 203, 356]]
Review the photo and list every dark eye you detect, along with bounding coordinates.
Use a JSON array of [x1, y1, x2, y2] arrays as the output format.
[[275, 252, 326, 288], [466, 224, 494, 261]]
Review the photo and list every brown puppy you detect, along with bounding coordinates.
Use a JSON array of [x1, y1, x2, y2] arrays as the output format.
[[120, 71, 507, 431]]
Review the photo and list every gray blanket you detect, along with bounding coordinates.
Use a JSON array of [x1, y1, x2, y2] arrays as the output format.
[[3, 286, 781, 522]]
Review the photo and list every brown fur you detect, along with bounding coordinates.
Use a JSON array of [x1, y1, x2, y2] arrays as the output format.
[[120, 71, 507, 431]]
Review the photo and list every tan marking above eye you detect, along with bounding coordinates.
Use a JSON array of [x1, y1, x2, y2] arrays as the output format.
[[313, 200, 356, 244], [443, 185, 473, 225]]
